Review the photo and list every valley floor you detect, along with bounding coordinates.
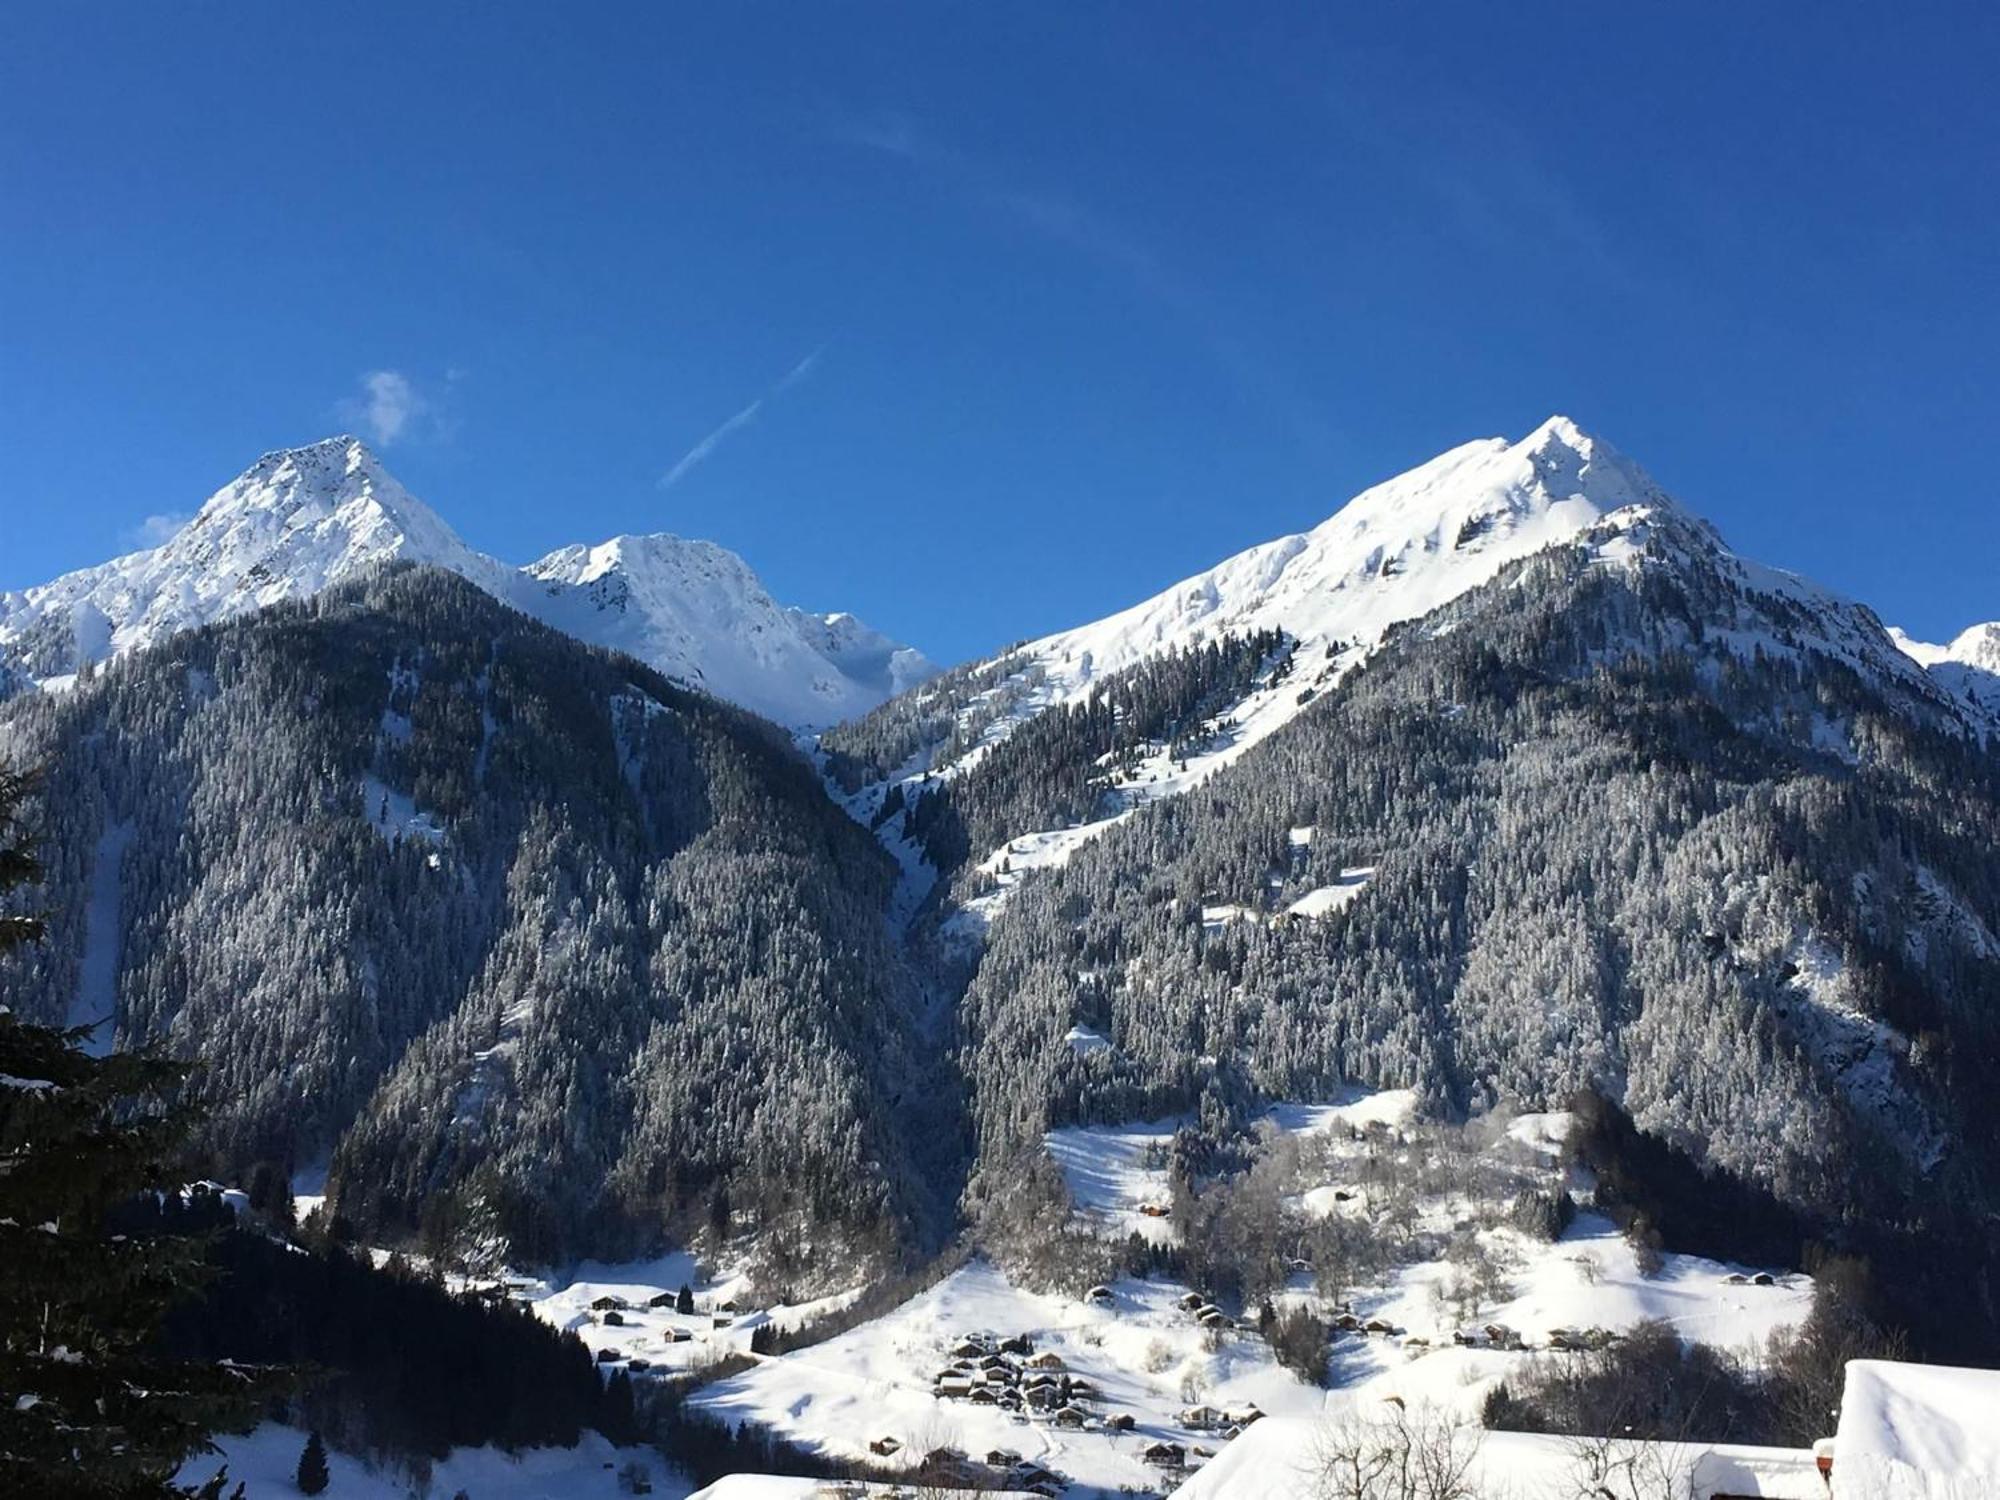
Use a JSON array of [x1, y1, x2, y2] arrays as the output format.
[[514, 1090, 1812, 1499]]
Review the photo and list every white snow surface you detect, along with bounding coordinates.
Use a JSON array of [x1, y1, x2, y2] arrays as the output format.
[[178, 1421, 680, 1500], [864, 417, 1985, 950], [910, 417, 1662, 802], [692, 1482, 1036, 1500], [70, 820, 132, 1056], [1891, 621, 2000, 725], [1046, 1118, 1183, 1245], [524, 535, 936, 725], [1832, 1359, 2000, 1498], [1284, 867, 1375, 918], [0, 436, 934, 727], [687, 1093, 1814, 1499], [511, 1251, 866, 1378], [1170, 1418, 1824, 1500]]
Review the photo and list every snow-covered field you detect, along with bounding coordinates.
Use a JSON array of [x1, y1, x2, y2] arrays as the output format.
[[507, 1251, 865, 1378], [691, 1259, 1330, 1496], [681, 1090, 1812, 1498], [179, 1422, 685, 1500], [1046, 1118, 1183, 1246], [1174, 1418, 1825, 1500], [1284, 866, 1375, 918], [691, 1481, 1040, 1500]]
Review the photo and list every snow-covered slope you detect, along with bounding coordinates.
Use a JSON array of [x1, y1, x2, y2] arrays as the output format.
[[842, 418, 1664, 807], [0, 438, 511, 673], [1891, 621, 2000, 723], [1030, 415, 1657, 695], [0, 436, 935, 726], [833, 416, 1988, 936], [686, 1093, 1817, 1499], [521, 534, 935, 725], [1001, 414, 1963, 737]]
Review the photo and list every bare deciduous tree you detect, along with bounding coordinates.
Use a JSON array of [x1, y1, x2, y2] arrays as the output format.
[[1560, 1431, 1699, 1500], [1308, 1400, 1484, 1500]]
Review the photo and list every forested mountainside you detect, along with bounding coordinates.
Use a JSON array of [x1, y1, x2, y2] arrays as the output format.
[[0, 566, 936, 1273], [896, 631, 1288, 876], [825, 417, 1684, 830], [2, 418, 1995, 1362], [937, 502, 2000, 1348]]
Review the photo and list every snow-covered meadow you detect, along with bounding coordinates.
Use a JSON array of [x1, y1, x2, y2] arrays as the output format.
[[179, 1423, 683, 1500], [675, 1089, 1812, 1497], [514, 1251, 865, 1378]]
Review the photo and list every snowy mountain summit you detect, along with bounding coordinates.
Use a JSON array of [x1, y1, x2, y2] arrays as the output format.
[[520, 533, 933, 724], [0, 437, 935, 725], [1890, 620, 2000, 720], [828, 415, 1995, 895], [876, 414, 1986, 762], [1028, 414, 1668, 693]]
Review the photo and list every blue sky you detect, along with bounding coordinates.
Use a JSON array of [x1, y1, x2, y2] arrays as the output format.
[[4, 4, 1996, 665]]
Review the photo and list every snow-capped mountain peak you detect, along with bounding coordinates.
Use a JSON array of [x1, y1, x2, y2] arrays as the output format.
[[0, 437, 502, 677], [828, 417, 1693, 894], [832, 417, 1991, 918], [1892, 621, 2000, 670], [177, 434, 498, 584], [1030, 414, 1664, 695], [520, 531, 935, 724], [1317, 414, 1664, 546], [1890, 620, 2000, 718], [192, 435, 477, 559], [0, 440, 933, 725]]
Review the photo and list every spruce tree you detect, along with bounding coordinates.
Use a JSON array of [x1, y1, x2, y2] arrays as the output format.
[[0, 762, 255, 1495], [294, 1431, 329, 1495]]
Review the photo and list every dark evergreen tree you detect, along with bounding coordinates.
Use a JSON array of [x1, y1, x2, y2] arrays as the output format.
[[294, 1431, 329, 1495], [0, 763, 257, 1495]]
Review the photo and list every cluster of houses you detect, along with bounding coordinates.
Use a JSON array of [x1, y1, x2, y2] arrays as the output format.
[[923, 1330, 1109, 1429], [583, 1290, 743, 1371], [891, 1314, 1269, 1487], [1440, 1319, 1622, 1353], [1172, 1289, 1237, 1331], [1160, 1401, 1266, 1461], [1726, 1271, 1783, 1287], [864, 1439, 1070, 1498]]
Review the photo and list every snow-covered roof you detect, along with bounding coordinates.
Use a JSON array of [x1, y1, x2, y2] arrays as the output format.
[[1833, 1359, 2000, 1498], [1167, 1418, 1823, 1500]]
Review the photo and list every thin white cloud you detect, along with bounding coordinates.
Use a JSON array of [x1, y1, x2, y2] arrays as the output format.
[[659, 346, 826, 491], [124, 512, 190, 550], [1320, 53, 1650, 297], [341, 369, 430, 447], [834, 114, 1336, 462]]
